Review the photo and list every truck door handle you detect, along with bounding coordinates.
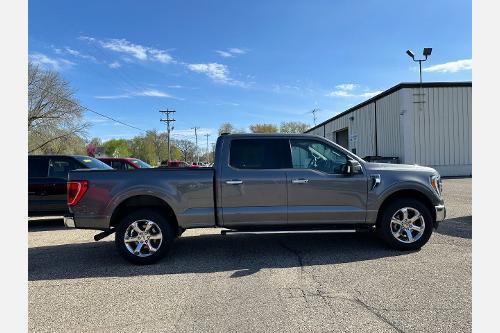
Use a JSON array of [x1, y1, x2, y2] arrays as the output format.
[[291, 179, 309, 184], [226, 180, 243, 185]]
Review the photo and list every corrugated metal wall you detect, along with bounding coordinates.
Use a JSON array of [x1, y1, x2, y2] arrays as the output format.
[[376, 92, 402, 158], [306, 84, 471, 176], [411, 86, 472, 176]]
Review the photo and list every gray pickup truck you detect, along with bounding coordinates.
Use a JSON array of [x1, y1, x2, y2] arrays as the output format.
[[65, 134, 446, 264]]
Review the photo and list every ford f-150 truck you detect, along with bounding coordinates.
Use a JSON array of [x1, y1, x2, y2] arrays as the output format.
[[65, 134, 446, 264]]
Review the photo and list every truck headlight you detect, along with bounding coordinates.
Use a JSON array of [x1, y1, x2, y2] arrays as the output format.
[[430, 175, 442, 196]]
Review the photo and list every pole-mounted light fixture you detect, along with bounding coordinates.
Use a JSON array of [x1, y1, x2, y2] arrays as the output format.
[[406, 47, 432, 83]]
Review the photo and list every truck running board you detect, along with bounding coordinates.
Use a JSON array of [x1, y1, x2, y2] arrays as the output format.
[[221, 228, 371, 236]]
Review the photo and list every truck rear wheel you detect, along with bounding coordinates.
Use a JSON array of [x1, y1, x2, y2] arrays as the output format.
[[377, 198, 433, 251], [115, 209, 174, 264]]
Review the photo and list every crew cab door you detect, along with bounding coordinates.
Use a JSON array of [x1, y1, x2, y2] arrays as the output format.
[[43, 157, 82, 213], [285, 139, 368, 225], [219, 138, 290, 228], [28, 156, 49, 215]]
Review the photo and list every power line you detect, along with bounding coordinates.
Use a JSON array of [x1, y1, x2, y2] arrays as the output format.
[[160, 109, 176, 162], [31, 82, 147, 133]]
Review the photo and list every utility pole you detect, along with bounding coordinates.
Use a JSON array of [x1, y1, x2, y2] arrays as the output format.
[[160, 109, 176, 162], [204, 134, 210, 162], [211, 142, 216, 164], [191, 126, 200, 163], [310, 108, 319, 126]]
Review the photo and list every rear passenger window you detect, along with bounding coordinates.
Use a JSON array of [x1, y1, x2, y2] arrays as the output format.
[[229, 139, 291, 169], [28, 157, 48, 178], [48, 158, 79, 179]]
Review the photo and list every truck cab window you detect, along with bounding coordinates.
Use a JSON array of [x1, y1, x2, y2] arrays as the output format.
[[290, 139, 348, 174], [48, 158, 78, 179], [229, 139, 290, 169]]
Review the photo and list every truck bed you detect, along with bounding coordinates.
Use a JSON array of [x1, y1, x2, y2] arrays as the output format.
[[68, 168, 216, 230]]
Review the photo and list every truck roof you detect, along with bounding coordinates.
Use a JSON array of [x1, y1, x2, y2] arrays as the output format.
[[220, 133, 320, 139]]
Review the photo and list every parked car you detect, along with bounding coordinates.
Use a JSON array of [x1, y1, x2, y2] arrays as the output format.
[[160, 160, 191, 168], [65, 134, 445, 264], [28, 155, 112, 217], [98, 157, 152, 170]]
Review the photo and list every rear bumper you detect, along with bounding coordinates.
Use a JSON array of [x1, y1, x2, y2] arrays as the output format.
[[63, 215, 75, 228], [435, 204, 446, 222]]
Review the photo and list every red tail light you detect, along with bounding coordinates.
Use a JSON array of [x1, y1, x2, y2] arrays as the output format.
[[67, 180, 88, 207]]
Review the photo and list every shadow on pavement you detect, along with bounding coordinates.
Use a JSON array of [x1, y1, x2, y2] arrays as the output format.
[[28, 219, 66, 232], [29, 232, 409, 281], [435, 216, 472, 239]]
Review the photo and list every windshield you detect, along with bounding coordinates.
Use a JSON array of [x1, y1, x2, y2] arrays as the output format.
[[74, 156, 113, 169], [130, 159, 152, 168]]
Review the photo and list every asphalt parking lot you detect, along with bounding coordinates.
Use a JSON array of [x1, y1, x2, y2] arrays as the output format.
[[28, 178, 471, 333]]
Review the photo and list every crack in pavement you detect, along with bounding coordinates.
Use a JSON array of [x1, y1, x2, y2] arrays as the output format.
[[278, 240, 408, 332]]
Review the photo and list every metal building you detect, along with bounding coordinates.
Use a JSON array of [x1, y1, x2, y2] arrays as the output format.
[[305, 82, 472, 176]]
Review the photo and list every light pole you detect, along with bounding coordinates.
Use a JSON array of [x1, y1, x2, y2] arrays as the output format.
[[406, 48, 432, 83]]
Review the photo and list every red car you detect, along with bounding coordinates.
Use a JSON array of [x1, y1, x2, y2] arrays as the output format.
[[160, 160, 192, 168], [98, 157, 152, 170]]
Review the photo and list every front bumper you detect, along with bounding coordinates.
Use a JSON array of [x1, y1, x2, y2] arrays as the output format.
[[435, 204, 446, 222], [63, 215, 75, 228]]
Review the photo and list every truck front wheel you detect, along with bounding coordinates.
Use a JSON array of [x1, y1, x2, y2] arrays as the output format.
[[115, 209, 174, 264], [377, 198, 433, 251]]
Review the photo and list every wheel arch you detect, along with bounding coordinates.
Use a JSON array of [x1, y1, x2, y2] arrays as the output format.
[[109, 195, 179, 234], [376, 189, 436, 227]]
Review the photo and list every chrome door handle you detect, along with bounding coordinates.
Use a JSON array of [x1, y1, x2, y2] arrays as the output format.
[[291, 179, 309, 184], [226, 180, 243, 185]]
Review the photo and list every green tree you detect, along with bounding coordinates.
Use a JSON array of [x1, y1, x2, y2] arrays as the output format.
[[249, 123, 278, 133], [103, 139, 130, 157], [279, 121, 310, 133]]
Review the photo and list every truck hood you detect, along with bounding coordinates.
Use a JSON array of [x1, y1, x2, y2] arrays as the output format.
[[364, 162, 437, 174]]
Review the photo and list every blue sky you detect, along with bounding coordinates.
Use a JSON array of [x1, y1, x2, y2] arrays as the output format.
[[29, 0, 471, 143]]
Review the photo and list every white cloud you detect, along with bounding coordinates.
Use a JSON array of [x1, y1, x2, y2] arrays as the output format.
[[215, 48, 247, 58], [326, 83, 381, 99], [94, 89, 175, 99], [100, 38, 148, 60], [228, 48, 246, 54], [135, 89, 173, 98], [326, 90, 352, 97], [335, 83, 357, 91], [82, 37, 174, 64], [149, 49, 173, 63], [215, 50, 233, 58], [423, 59, 472, 73], [29, 53, 75, 71], [108, 61, 121, 69], [360, 90, 383, 98], [62, 47, 97, 61], [187, 62, 244, 86]]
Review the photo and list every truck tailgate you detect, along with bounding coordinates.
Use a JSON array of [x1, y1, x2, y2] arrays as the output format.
[[68, 168, 216, 230]]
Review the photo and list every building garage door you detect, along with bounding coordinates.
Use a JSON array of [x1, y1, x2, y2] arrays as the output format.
[[335, 128, 349, 149]]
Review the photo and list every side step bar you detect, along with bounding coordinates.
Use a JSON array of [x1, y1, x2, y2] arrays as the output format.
[[221, 228, 371, 235]]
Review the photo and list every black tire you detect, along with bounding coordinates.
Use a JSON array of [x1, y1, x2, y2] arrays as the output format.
[[115, 209, 174, 264], [377, 198, 433, 251]]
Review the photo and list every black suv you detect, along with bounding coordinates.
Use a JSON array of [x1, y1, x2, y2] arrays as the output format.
[[28, 155, 112, 217]]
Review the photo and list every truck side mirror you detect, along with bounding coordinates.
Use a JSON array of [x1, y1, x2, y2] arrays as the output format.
[[345, 160, 362, 175]]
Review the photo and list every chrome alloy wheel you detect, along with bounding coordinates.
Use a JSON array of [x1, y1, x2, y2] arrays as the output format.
[[124, 220, 163, 257], [390, 207, 425, 244]]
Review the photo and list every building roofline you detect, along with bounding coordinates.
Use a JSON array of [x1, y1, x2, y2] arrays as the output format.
[[306, 81, 472, 133]]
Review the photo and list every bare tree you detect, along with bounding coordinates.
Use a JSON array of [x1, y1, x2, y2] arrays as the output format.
[[173, 139, 196, 162], [218, 122, 235, 135], [28, 62, 88, 153]]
